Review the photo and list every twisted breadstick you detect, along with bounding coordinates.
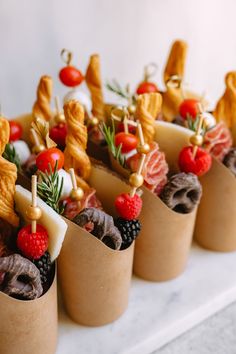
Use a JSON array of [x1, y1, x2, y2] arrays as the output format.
[[214, 72, 236, 129], [32, 75, 53, 121], [135, 93, 162, 144], [64, 100, 91, 190], [163, 40, 187, 84], [0, 117, 19, 227], [85, 54, 105, 121]]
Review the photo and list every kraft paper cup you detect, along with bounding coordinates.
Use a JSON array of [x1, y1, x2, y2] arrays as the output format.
[[0, 268, 57, 354], [58, 164, 134, 326], [134, 190, 197, 281], [194, 158, 236, 252], [89, 163, 197, 281], [58, 219, 134, 326]]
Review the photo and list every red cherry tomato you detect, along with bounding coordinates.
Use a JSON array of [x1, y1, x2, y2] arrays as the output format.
[[49, 123, 67, 149], [115, 132, 138, 153], [136, 82, 158, 95], [36, 147, 64, 173], [9, 121, 23, 142], [179, 99, 200, 120], [178, 146, 212, 177], [59, 66, 84, 87], [117, 122, 136, 135]]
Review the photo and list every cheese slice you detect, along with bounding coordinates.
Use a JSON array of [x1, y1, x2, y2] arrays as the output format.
[[15, 185, 67, 261]]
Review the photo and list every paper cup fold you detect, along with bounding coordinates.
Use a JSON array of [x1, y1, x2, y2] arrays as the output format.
[[134, 189, 197, 281], [0, 269, 57, 354], [58, 219, 134, 326], [57, 164, 134, 326], [195, 159, 236, 252]]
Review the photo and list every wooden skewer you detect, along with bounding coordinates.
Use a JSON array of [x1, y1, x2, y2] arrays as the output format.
[[192, 114, 204, 159], [137, 121, 145, 146], [111, 108, 138, 127], [31, 175, 37, 233], [69, 168, 77, 191], [123, 117, 129, 134], [55, 96, 61, 114], [130, 154, 146, 197]]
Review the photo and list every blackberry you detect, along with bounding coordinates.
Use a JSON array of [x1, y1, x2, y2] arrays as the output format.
[[115, 218, 141, 249], [33, 251, 52, 284]]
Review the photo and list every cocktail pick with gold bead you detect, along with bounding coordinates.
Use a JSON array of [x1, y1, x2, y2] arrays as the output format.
[[190, 104, 205, 159], [30, 128, 46, 154], [111, 106, 137, 128], [54, 96, 66, 124], [26, 175, 42, 233], [69, 168, 84, 203], [129, 122, 150, 197]]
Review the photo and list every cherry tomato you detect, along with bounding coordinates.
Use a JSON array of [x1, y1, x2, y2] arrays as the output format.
[[179, 99, 200, 120], [59, 66, 84, 87], [9, 121, 23, 142], [36, 147, 64, 173], [115, 132, 138, 153], [49, 123, 67, 149], [136, 82, 158, 95], [117, 122, 136, 135], [178, 146, 212, 177]]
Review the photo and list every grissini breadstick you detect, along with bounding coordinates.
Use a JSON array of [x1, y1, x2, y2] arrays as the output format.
[[214, 71, 236, 129], [32, 75, 53, 121], [162, 40, 187, 122], [0, 117, 19, 226], [135, 92, 162, 144], [85, 54, 105, 121], [163, 40, 187, 85], [64, 100, 91, 190]]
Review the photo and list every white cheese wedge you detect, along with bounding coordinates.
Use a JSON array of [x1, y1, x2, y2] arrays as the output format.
[[154, 121, 193, 173], [15, 185, 68, 261]]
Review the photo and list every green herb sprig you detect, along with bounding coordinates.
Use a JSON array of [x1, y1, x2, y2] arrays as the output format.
[[100, 121, 125, 167], [106, 80, 136, 104], [3, 143, 21, 171], [37, 161, 64, 214]]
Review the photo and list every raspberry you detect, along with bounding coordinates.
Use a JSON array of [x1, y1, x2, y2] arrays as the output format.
[[115, 218, 141, 249], [33, 251, 52, 284], [17, 224, 48, 260], [115, 193, 142, 220], [178, 146, 212, 177]]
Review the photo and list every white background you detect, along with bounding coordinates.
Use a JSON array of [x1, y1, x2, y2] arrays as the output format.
[[1, 0, 236, 116]]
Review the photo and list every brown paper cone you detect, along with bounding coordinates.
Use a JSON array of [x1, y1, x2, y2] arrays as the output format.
[[58, 219, 134, 326], [194, 159, 236, 252], [89, 163, 197, 281], [134, 190, 197, 281], [109, 152, 130, 179], [58, 164, 134, 326], [0, 269, 57, 354]]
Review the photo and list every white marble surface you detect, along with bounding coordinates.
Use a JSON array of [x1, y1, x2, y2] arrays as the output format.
[[57, 243, 236, 354]]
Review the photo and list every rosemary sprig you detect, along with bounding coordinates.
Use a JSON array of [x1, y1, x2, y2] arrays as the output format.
[[100, 121, 125, 167], [3, 143, 21, 171], [106, 80, 136, 104], [37, 161, 64, 214]]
